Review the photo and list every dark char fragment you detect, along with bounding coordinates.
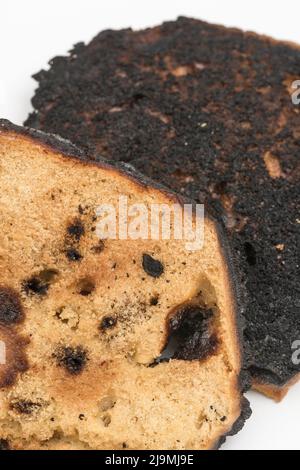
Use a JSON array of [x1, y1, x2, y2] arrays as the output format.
[[244, 242, 256, 266], [150, 296, 159, 306], [0, 287, 24, 325], [66, 248, 83, 262], [152, 305, 218, 365], [100, 316, 117, 331], [67, 219, 85, 241], [78, 278, 95, 296], [53, 346, 88, 375], [10, 400, 43, 415], [23, 269, 59, 296], [142, 254, 164, 278], [169, 305, 219, 360], [24, 276, 49, 296]]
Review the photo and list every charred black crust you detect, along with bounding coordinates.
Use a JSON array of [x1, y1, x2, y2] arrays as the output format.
[[206, 216, 252, 448], [212, 213, 251, 371], [215, 396, 252, 450], [0, 119, 87, 161]]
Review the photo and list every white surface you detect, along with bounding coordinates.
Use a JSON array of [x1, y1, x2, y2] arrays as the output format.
[[0, 0, 299, 451]]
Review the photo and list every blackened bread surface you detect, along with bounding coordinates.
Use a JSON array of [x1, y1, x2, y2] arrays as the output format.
[[26, 17, 300, 399], [0, 120, 250, 450]]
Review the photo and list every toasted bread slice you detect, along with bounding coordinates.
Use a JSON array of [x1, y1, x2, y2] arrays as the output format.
[[25, 17, 300, 399], [0, 120, 249, 450]]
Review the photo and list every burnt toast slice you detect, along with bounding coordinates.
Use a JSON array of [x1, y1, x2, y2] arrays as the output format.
[[0, 120, 249, 450], [25, 17, 300, 400]]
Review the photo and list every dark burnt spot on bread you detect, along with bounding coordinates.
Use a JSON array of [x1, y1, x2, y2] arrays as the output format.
[[168, 305, 219, 361], [67, 219, 85, 241], [91, 240, 105, 254], [0, 288, 29, 389], [0, 326, 29, 389], [0, 287, 24, 325], [152, 305, 219, 364], [78, 205, 85, 215], [100, 316, 117, 331], [66, 248, 83, 262], [150, 296, 159, 306], [64, 218, 86, 262], [10, 399, 44, 415], [77, 278, 95, 296], [0, 439, 10, 450], [142, 254, 164, 278], [39, 269, 59, 283], [53, 346, 88, 375], [24, 276, 48, 296], [101, 413, 111, 427], [23, 269, 59, 296]]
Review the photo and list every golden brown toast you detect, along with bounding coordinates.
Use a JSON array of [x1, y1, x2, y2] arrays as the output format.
[[0, 120, 249, 450]]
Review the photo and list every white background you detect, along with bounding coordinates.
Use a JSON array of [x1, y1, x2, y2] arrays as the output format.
[[1, 0, 299, 450]]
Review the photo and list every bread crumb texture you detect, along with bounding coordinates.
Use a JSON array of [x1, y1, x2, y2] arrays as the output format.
[[0, 127, 243, 450]]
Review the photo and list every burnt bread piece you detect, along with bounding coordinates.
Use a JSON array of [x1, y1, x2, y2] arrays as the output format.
[[25, 17, 300, 399], [0, 120, 249, 450]]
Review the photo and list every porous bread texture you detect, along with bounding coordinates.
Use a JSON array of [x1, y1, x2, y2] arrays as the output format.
[[0, 125, 243, 450], [25, 17, 300, 397]]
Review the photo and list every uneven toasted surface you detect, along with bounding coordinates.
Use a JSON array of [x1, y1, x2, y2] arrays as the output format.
[[26, 17, 300, 395], [0, 120, 248, 450]]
